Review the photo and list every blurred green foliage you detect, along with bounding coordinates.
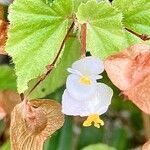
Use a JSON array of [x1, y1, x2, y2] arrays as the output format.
[[82, 143, 116, 150]]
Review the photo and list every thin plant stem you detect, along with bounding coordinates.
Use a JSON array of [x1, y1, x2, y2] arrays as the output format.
[[81, 23, 87, 58], [25, 22, 75, 98], [125, 28, 150, 41]]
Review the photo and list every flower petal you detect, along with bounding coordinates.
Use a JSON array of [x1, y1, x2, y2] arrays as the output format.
[[72, 56, 104, 75], [0, 0, 13, 5], [62, 83, 113, 117], [66, 74, 97, 100], [87, 83, 113, 114], [67, 68, 82, 76], [62, 89, 89, 116]]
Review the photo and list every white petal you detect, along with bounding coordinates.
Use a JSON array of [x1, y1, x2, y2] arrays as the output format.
[[66, 74, 97, 100], [62, 89, 90, 116], [0, 0, 12, 5], [67, 68, 82, 76], [72, 56, 104, 75], [87, 83, 113, 114], [97, 83, 113, 106], [62, 84, 113, 117]]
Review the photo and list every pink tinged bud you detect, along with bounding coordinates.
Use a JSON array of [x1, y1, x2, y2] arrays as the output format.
[[105, 44, 150, 114]]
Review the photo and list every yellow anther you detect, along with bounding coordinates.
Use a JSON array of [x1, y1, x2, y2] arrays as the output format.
[[79, 76, 91, 85], [83, 114, 104, 128]]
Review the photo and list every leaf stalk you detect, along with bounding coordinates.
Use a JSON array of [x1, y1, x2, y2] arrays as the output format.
[[125, 28, 150, 41], [81, 23, 87, 58], [25, 22, 75, 99]]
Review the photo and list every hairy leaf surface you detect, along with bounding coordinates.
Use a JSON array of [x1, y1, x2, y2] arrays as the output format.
[[6, 0, 74, 93], [27, 37, 80, 99], [76, 0, 127, 59], [113, 0, 150, 35]]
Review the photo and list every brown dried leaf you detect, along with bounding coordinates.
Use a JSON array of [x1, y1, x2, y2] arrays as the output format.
[[142, 140, 150, 150], [124, 75, 150, 114], [0, 5, 4, 20], [0, 20, 8, 55], [105, 44, 150, 114], [10, 99, 64, 150], [0, 90, 20, 119]]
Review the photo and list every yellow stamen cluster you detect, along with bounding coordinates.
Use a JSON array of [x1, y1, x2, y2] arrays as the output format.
[[79, 76, 91, 85], [83, 114, 104, 128]]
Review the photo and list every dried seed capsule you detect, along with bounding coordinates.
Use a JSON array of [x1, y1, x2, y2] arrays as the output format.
[[10, 99, 64, 150]]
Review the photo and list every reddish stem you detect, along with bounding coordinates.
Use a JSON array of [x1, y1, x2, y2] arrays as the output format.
[[81, 23, 87, 58]]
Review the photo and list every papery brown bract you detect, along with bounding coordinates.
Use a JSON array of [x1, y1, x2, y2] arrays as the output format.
[[124, 75, 150, 114], [0, 5, 4, 19], [142, 140, 150, 150], [0, 20, 8, 55], [0, 90, 20, 119], [105, 44, 150, 114], [10, 99, 64, 150]]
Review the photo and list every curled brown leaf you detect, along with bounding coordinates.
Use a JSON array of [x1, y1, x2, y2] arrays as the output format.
[[0, 90, 20, 119], [10, 99, 64, 150], [0, 20, 8, 55], [105, 44, 150, 114], [0, 5, 4, 20], [142, 140, 150, 150], [124, 75, 150, 114]]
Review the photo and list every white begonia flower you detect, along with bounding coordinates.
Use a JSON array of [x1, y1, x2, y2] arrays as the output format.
[[0, 0, 13, 5], [66, 56, 104, 100], [62, 83, 113, 128]]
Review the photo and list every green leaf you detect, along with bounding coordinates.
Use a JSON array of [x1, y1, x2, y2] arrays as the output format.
[[27, 37, 80, 99], [45, 0, 54, 4], [76, 0, 127, 59], [0, 120, 5, 135], [57, 116, 73, 150], [124, 31, 142, 45], [78, 126, 104, 149], [110, 128, 128, 150], [44, 116, 73, 150], [6, 0, 74, 93], [113, 0, 150, 35], [1, 141, 11, 150], [74, 0, 89, 12], [0, 65, 17, 90], [82, 143, 116, 150], [44, 132, 60, 150]]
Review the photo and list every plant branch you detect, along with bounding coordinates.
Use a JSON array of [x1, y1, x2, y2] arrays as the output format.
[[81, 23, 87, 58], [125, 27, 150, 41], [26, 22, 75, 98]]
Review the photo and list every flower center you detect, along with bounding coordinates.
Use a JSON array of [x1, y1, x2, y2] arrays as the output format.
[[83, 114, 104, 128], [79, 76, 91, 85]]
